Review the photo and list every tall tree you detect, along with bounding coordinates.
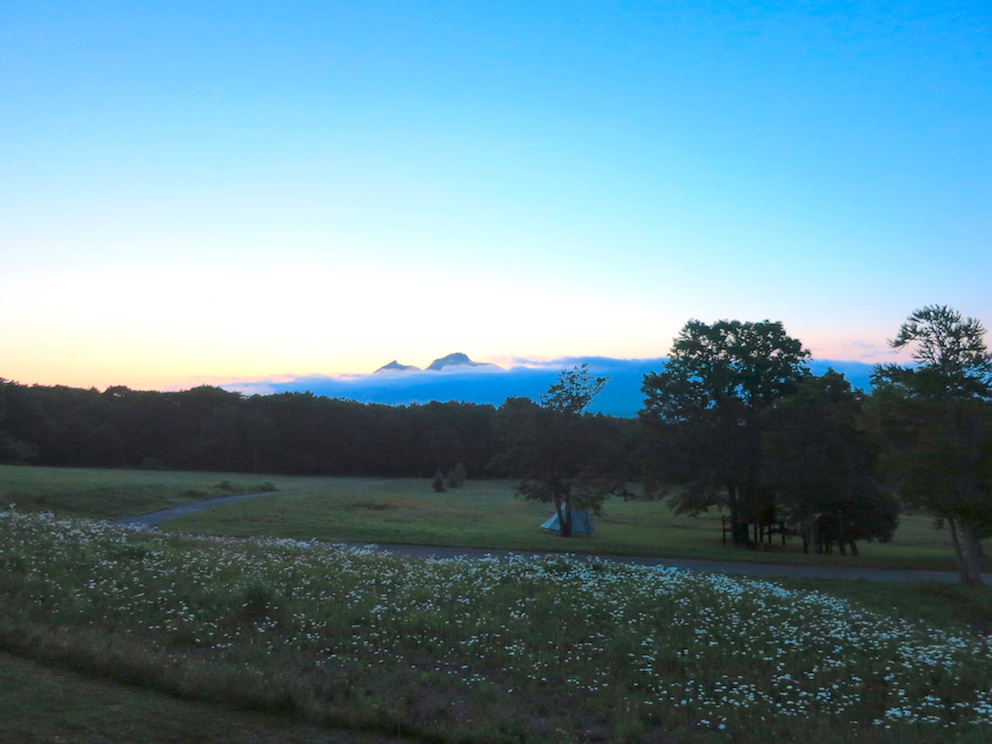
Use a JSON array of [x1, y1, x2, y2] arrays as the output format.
[[872, 305, 992, 584], [763, 371, 898, 555], [491, 365, 629, 537], [641, 319, 811, 545]]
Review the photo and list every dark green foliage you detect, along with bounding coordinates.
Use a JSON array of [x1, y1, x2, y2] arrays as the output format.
[[763, 371, 899, 555], [446, 462, 467, 488], [0, 380, 500, 479], [641, 319, 811, 545], [491, 366, 632, 537], [871, 305, 992, 584], [539, 363, 608, 414], [431, 470, 446, 492], [877, 305, 992, 399]]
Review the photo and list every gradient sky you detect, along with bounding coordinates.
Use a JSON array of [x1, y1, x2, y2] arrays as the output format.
[[3, 1, 990, 390]]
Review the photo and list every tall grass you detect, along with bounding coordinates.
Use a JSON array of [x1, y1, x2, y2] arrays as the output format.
[[2, 506, 990, 743]]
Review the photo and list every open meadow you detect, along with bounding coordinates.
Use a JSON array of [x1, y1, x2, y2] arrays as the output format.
[[0, 465, 976, 571], [0, 464, 979, 572], [2, 465, 991, 743], [0, 464, 349, 519], [157, 474, 976, 574]]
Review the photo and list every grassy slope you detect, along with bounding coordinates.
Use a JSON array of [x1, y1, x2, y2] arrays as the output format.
[[2, 510, 990, 744], [2, 465, 991, 744], [0, 651, 412, 744]]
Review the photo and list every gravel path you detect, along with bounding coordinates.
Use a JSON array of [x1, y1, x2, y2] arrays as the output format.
[[114, 491, 989, 584], [115, 489, 309, 529]]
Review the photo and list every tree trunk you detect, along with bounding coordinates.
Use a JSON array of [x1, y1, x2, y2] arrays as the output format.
[[959, 520, 985, 585], [803, 515, 816, 555], [728, 484, 750, 546], [949, 518, 967, 581], [555, 496, 572, 538], [948, 518, 984, 585]]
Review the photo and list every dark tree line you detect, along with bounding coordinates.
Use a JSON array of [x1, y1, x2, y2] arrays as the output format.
[[0, 382, 498, 478], [0, 380, 638, 482], [0, 378, 637, 478]]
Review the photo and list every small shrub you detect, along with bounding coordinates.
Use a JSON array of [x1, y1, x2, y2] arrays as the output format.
[[431, 470, 446, 493], [449, 462, 467, 488]]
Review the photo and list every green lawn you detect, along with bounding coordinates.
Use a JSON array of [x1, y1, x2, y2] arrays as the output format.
[[165, 476, 976, 573], [0, 464, 338, 519], [0, 464, 981, 572]]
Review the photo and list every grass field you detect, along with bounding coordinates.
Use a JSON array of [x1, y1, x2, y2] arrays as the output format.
[[0, 464, 343, 519], [2, 506, 991, 744], [2, 465, 991, 743], [0, 651, 407, 744], [0, 463, 982, 572], [160, 476, 976, 573]]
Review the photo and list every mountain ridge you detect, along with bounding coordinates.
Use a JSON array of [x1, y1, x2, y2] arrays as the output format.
[[374, 360, 421, 374], [375, 352, 500, 374], [426, 352, 500, 371]]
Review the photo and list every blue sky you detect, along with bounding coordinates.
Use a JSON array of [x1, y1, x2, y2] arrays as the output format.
[[2, 1, 989, 390]]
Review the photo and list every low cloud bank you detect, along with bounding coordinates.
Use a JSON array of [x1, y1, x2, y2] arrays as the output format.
[[222, 357, 875, 417]]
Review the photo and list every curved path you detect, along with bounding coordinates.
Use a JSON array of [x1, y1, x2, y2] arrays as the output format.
[[115, 490, 989, 584], [115, 489, 310, 529]]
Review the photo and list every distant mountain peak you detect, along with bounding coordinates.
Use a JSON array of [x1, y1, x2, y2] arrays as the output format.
[[373, 353, 502, 374], [426, 352, 499, 371], [374, 360, 421, 374]]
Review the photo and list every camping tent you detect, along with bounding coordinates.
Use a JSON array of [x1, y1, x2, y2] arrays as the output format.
[[540, 508, 595, 536]]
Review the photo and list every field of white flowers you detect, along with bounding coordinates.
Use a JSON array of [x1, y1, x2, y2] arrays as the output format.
[[2, 506, 990, 743]]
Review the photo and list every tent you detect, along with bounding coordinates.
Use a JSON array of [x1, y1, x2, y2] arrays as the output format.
[[540, 508, 595, 536]]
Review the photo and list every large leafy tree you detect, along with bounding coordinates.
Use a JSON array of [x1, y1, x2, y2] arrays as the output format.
[[640, 319, 811, 545], [872, 305, 992, 584], [763, 371, 898, 555], [491, 365, 630, 537]]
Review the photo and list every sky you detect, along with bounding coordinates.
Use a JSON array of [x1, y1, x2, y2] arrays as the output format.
[[3, 0, 990, 392]]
